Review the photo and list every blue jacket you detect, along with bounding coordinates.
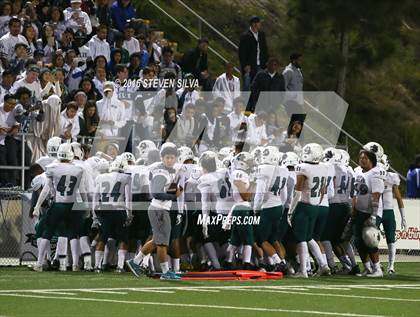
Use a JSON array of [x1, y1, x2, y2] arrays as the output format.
[[111, 0, 137, 32], [406, 167, 420, 198]]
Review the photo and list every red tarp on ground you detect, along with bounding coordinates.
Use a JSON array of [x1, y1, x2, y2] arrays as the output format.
[[151, 270, 283, 280]]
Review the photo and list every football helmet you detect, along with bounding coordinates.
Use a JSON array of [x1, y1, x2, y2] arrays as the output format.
[[260, 146, 280, 165], [199, 151, 217, 172], [109, 156, 128, 172], [322, 147, 336, 163], [301, 143, 323, 163], [47, 136, 62, 158], [282, 152, 300, 167], [338, 149, 350, 166], [363, 142, 384, 160], [177, 146, 194, 163], [251, 146, 264, 165], [218, 147, 233, 160], [362, 225, 381, 248], [57, 143, 74, 161], [136, 140, 157, 160], [232, 152, 253, 171], [70, 142, 84, 160], [121, 152, 136, 164]]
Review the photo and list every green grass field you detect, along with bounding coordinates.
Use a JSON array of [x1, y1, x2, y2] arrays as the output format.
[[1, 264, 420, 317]]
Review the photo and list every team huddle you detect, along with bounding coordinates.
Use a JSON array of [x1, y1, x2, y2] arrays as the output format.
[[29, 137, 405, 280]]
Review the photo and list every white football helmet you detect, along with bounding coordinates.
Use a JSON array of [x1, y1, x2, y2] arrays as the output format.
[[322, 147, 336, 163], [57, 143, 74, 161], [251, 146, 264, 165], [260, 146, 280, 165], [218, 147, 233, 160], [232, 152, 253, 171], [338, 149, 350, 166], [121, 152, 136, 164], [363, 142, 384, 160], [282, 152, 300, 167], [177, 146, 194, 163], [47, 136, 62, 158], [222, 156, 232, 168], [136, 140, 157, 160], [160, 142, 177, 157], [97, 158, 110, 173], [301, 143, 323, 163], [362, 225, 381, 248], [110, 156, 128, 172], [71, 142, 84, 160], [381, 154, 390, 171]]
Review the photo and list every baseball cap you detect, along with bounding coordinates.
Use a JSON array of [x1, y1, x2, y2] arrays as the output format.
[[28, 65, 40, 73], [249, 16, 261, 25], [103, 81, 114, 92]]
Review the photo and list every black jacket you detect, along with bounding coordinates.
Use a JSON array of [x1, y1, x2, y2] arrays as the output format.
[[180, 47, 208, 78], [238, 30, 268, 73], [248, 70, 285, 112]]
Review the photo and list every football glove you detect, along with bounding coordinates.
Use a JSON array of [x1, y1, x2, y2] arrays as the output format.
[[124, 215, 133, 227], [175, 213, 183, 226], [91, 217, 101, 229], [364, 215, 377, 227], [202, 223, 209, 239], [401, 217, 407, 231]]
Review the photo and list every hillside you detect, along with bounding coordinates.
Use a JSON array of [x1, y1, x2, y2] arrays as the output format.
[[135, 0, 420, 184]]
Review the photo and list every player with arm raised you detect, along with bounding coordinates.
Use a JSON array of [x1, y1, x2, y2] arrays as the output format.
[[93, 156, 132, 273], [289, 143, 330, 278], [253, 146, 289, 273], [380, 154, 406, 275], [32, 143, 86, 272], [353, 147, 386, 277]]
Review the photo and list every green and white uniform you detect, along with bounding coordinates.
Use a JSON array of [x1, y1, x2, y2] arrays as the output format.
[[316, 162, 335, 241], [380, 172, 400, 243]]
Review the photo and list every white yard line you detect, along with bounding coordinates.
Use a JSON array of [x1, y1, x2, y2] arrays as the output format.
[[178, 288, 220, 292], [0, 293, 390, 317], [233, 289, 420, 302], [36, 291, 77, 296], [128, 288, 175, 294], [79, 290, 128, 295]]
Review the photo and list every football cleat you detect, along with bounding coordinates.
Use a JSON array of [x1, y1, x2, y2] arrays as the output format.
[[273, 262, 287, 274], [349, 265, 361, 275], [366, 269, 384, 278], [72, 265, 80, 272], [160, 271, 181, 280], [356, 269, 372, 277], [115, 268, 125, 273], [388, 268, 395, 275], [32, 264, 43, 272], [291, 271, 308, 278]]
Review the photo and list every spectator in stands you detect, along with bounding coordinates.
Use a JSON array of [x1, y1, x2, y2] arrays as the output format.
[[96, 81, 126, 137], [22, 23, 37, 57], [52, 52, 65, 69], [60, 101, 80, 141], [113, 33, 130, 64], [283, 52, 304, 108], [278, 115, 304, 153], [39, 68, 61, 99], [137, 34, 149, 66], [228, 97, 247, 144], [95, 0, 113, 27], [212, 62, 241, 114], [92, 66, 107, 95], [238, 16, 268, 91], [181, 38, 211, 90], [407, 154, 420, 198], [176, 103, 196, 146], [111, 0, 137, 33], [80, 77, 101, 101], [88, 24, 110, 62], [245, 112, 268, 147], [176, 73, 199, 113], [133, 97, 153, 139], [104, 142, 119, 159], [63, 0, 92, 36], [0, 17, 28, 64], [37, 23, 59, 64], [248, 57, 285, 112], [147, 31, 162, 64], [128, 52, 145, 79], [159, 46, 182, 83], [109, 48, 124, 76], [64, 49, 84, 93], [0, 94, 19, 186], [74, 90, 88, 114], [0, 2, 12, 38], [52, 67, 68, 101], [9, 43, 29, 75], [122, 24, 140, 56], [0, 69, 14, 103], [59, 28, 76, 53], [79, 99, 99, 139], [202, 103, 222, 149], [161, 106, 177, 144], [11, 64, 42, 101], [49, 6, 67, 41]]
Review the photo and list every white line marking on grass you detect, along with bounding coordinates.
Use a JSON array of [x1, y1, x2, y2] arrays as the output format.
[[36, 291, 77, 296], [234, 289, 420, 302], [178, 288, 220, 293], [79, 290, 128, 295], [307, 286, 352, 291], [0, 293, 390, 317], [128, 288, 175, 294]]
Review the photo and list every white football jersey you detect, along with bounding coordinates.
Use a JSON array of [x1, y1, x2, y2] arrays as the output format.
[[46, 162, 84, 203], [95, 172, 131, 210], [383, 172, 400, 210], [35, 156, 55, 171], [319, 162, 335, 207], [184, 165, 202, 203], [354, 166, 386, 216], [126, 165, 150, 195], [330, 164, 352, 204], [148, 163, 176, 210], [295, 163, 328, 206], [231, 169, 251, 207], [73, 159, 94, 195], [255, 164, 289, 209]]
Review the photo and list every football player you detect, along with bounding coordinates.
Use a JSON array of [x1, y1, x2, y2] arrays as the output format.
[[33, 143, 87, 272], [380, 154, 406, 274], [353, 148, 386, 277], [253, 146, 289, 272], [35, 136, 62, 171], [127, 142, 183, 280], [289, 143, 330, 278], [93, 156, 132, 273]]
